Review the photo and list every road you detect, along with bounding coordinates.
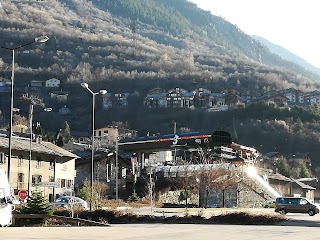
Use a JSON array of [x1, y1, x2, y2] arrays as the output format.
[[2, 208, 320, 240], [1, 224, 320, 240]]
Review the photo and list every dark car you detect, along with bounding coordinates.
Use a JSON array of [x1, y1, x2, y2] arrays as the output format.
[[275, 197, 319, 216]]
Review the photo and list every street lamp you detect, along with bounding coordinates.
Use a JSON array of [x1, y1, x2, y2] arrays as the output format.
[[27, 107, 52, 197], [81, 82, 107, 211], [0, 35, 49, 183]]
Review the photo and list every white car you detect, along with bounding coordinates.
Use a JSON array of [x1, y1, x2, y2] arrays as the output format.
[[51, 196, 88, 210]]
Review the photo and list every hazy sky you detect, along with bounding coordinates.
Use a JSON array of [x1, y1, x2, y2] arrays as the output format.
[[188, 0, 320, 68]]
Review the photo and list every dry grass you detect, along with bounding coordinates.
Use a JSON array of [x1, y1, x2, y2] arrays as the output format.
[[49, 209, 287, 226]]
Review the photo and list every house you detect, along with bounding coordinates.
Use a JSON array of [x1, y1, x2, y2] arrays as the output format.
[[70, 131, 91, 144], [58, 106, 71, 115], [281, 88, 305, 104], [94, 126, 138, 148], [255, 169, 315, 201], [262, 152, 282, 169], [298, 178, 320, 202], [102, 93, 112, 109], [208, 93, 227, 111], [45, 78, 61, 88], [74, 151, 134, 198], [0, 78, 11, 93], [224, 93, 245, 108], [102, 93, 130, 109], [30, 80, 44, 88], [166, 87, 194, 108], [287, 153, 312, 169], [0, 135, 79, 201], [144, 88, 167, 108], [113, 93, 130, 108], [251, 93, 288, 107], [305, 90, 320, 105], [192, 88, 211, 108], [290, 178, 315, 200], [50, 91, 69, 102]]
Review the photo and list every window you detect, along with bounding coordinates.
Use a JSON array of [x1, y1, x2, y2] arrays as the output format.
[[0, 152, 5, 164], [67, 179, 73, 188], [49, 176, 54, 182], [61, 179, 66, 188], [18, 155, 23, 167], [18, 173, 24, 183], [49, 160, 54, 170], [32, 175, 42, 185], [36, 157, 41, 168]]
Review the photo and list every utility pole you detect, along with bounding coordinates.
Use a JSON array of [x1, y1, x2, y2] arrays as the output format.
[[20, 93, 45, 196]]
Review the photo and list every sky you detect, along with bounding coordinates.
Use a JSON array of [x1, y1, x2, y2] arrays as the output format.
[[188, 0, 320, 68]]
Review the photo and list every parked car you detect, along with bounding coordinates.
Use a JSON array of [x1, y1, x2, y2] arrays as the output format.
[[263, 200, 275, 208], [275, 197, 319, 216], [50, 196, 88, 210]]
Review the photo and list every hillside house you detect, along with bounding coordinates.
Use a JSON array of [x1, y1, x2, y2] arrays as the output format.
[[102, 93, 130, 109], [58, 106, 71, 115], [50, 91, 69, 102], [208, 93, 227, 111], [281, 88, 305, 104], [144, 88, 168, 108], [45, 78, 61, 88], [305, 91, 320, 105], [167, 87, 194, 108], [287, 153, 312, 169], [30, 80, 44, 88], [193, 88, 211, 108], [252, 93, 288, 107]]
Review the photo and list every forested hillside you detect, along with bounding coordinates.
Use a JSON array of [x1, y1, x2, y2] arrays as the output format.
[[1, 0, 320, 173]]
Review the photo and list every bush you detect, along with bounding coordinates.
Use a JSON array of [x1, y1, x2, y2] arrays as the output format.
[[127, 192, 140, 202]]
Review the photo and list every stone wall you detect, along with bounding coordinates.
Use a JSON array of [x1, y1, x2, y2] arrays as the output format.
[[157, 183, 267, 208]]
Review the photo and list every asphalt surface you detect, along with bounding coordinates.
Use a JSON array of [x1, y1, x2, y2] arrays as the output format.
[[2, 207, 320, 240], [2, 224, 320, 240]]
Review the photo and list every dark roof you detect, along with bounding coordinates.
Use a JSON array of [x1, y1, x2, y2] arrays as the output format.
[[263, 152, 280, 159], [0, 136, 79, 162], [298, 178, 320, 188], [291, 178, 316, 190]]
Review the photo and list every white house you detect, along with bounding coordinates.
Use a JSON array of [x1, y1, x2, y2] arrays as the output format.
[[46, 78, 61, 88]]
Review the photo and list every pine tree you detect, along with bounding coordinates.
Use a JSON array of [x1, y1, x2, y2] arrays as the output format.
[[61, 121, 71, 144], [21, 188, 54, 216]]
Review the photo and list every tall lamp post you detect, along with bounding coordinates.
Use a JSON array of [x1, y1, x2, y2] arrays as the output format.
[[27, 106, 52, 197], [81, 82, 107, 211], [0, 36, 49, 183]]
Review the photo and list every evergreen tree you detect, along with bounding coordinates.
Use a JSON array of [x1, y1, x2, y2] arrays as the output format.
[[20, 188, 54, 223], [275, 157, 290, 177], [299, 163, 311, 178], [61, 121, 71, 144]]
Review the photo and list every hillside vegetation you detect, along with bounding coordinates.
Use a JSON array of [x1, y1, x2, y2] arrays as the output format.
[[1, 0, 320, 173]]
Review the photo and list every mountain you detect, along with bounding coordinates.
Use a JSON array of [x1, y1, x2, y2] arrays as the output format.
[[2, 0, 320, 168], [252, 35, 320, 76]]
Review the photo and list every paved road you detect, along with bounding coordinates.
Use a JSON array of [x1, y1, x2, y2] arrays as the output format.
[[1, 224, 320, 240], [3, 208, 320, 240]]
